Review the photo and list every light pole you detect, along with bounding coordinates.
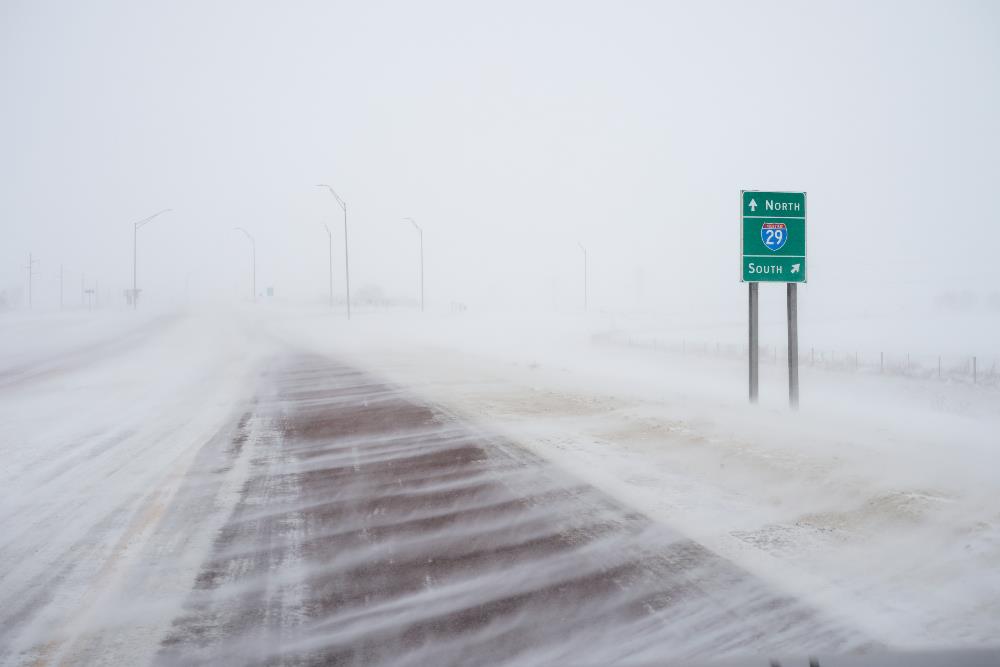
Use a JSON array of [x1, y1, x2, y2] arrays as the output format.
[[403, 217, 424, 312], [25, 252, 39, 308], [132, 208, 171, 310], [577, 242, 588, 312], [234, 227, 256, 301], [322, 222, 333, 308], [317, 184, 350, 319]]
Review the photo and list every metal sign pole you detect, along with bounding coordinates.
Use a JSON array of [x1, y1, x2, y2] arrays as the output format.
[[749, 282, 759, 403], [787, 283, 799, 408], [741, 190, 806, 406]]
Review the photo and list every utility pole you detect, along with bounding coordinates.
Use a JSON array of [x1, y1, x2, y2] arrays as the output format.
[[132, 208, 172, 309], [577, 243, 588, 311], [234, 227, 256, 301], [404, 218, 424, 312], [322, 223, 333, 308], [317, 184, 351, 319], [26, 253, 39, 308]]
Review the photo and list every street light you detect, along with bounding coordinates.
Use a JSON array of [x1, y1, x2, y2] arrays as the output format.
[[132, 208, 171, 310], [403, 217, 424, 313], [25, 252, 38, 308], [234, 227, 256, 301], [316, 184, 350, 320], [321, 222, 333, 308], [578, 242, 588, 312]]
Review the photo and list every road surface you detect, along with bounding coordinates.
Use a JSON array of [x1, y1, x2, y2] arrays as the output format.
[[1, 350, 867, 666]]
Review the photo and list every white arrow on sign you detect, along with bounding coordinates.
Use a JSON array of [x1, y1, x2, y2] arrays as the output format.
[[748, 198, 757, 212], [791, 263, 801, 274]]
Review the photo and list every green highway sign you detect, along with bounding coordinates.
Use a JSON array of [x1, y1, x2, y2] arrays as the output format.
[[740, 190, 807, 283]]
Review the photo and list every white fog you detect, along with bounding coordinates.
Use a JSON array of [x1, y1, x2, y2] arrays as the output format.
[[1, 1, 999, 666]]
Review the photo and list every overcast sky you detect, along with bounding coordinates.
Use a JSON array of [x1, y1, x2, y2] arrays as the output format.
[[2, 0, 998, 317]]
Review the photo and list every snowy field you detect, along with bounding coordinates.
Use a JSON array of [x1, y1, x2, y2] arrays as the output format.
[[0, 304, 998, 664]]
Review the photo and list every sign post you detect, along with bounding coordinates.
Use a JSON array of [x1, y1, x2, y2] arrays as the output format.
[[787, 283, 799, 407], [741, 190, 806, 408], [749, 283, 759, 403]]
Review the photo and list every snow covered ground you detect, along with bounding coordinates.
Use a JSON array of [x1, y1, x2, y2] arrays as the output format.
[[1, 304, 997, 663], [269, 305, 1000, 650]]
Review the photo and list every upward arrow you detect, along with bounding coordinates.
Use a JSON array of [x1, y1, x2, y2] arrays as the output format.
[[748, 198, 757, 212]]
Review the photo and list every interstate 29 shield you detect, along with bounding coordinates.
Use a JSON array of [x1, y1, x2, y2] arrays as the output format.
[[760, 222, 788, 251]]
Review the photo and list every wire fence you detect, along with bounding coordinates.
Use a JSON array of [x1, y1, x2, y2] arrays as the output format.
[[594, 331, 998, 388]]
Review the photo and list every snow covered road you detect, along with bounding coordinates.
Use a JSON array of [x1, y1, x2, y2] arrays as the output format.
[[0, 310, 267, 665], [1, 307, 997, 665], [0, 311, 868, 665], [271, 308, 1000, 650], [152, 353, 864, 664]]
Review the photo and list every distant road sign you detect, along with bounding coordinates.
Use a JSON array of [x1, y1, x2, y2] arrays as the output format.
[[741, 191, 806, 282]]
